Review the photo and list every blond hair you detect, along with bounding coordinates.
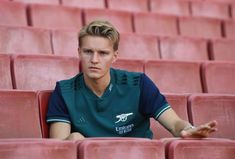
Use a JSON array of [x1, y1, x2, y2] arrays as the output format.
[[79, 20, 120, 51]]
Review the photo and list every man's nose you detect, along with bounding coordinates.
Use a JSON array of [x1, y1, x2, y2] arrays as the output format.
[[91, 52, 99, 63]]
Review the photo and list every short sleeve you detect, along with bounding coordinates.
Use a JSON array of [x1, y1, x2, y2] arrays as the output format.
[[139, 73, 171, 120], [46, 82, 71, 124]]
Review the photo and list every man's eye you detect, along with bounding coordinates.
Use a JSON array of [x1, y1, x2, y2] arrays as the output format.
[[100, 51, 108, 55], [84, 50, 93, 54]]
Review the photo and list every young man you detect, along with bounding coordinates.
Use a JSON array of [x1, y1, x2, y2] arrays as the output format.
[[46, 20, 217, 140]]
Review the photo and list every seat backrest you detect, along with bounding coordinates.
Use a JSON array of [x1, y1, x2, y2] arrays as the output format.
[[61, 0, 105, 9], [179, 16, 222, 39], [118, 33, 160, 60], [159, 36, 208, 61], [145, 60, 202, 93], [51, 29, 78, 56], [0, 1, 27, 27], [210, 39, 235, 61], [133, 12, 178, 36], [0, 139, 77, 159], [202, 61, 235, 94], [12, 55, 79, 90], [149, 0, 190, 16], [28, 4, 82, 30], [188, 94, 235, 139], [191, 1, 230, 19], [0, 90, 42, 138], [112, 59, 144, 72], [151, 93, 189, 139], [0, 54, 12, 89], [38, 90, 52, 138], [167, 139, 235, 159], [0, 26, 52, 54], [78, 139, 165, 159], [107, 0, 148, 12], [223, 20, 235, 39], [13, 0, 60, 5], [84, 8, 133, 33]]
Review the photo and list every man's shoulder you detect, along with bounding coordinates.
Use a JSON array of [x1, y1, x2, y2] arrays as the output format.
[[58, 73, 83, 91], [111, 68, 143, 86]]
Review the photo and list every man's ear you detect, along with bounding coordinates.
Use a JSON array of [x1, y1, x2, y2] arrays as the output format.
[[112, 51, 118, 63]]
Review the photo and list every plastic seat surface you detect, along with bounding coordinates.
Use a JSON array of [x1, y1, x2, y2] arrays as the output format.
[[78, 139, 165, 159], [159, 36, 208, 61], [107, 0, 148, 12], [0, 1, 27, 26], [179, 16, 222, 39], [0, 90, 42, 138], [188, 94, 235, 140], [145, 60, 202, 93], [28, 4, 82, 30], [0, 139, 77, 159], [134, 12, 178, 36], [202, 61, 235, 94], [13, 0, 60, 5], [167, 139, 235, 159], [61, 0, 105, 9], [51, 29, 78, 56], [12, 55, 79, 90], [118, 33, 160, 60], [0, 26, 52, 54], [150, 0, 190, 16]]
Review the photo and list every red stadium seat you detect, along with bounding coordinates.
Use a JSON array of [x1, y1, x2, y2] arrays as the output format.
[[12, 55, 79, 90], [179, 16, 222, 39], [188, 94, 235, 139], [151, 93, 189, 139], [149, 0, 190, 16], [13, 0, 60, 5], [133, 12, 178, 36], [0, 26, 52, 54], [51, 29, 78, 56], [28, 4, 82, 30], [78, 139, 165, 159], [159, 36, 209, 61], [202, 61, 235, 94], [0, 55, 12, 89], [0, 1, 27, 27], [0, 90, 42, 138], [0, 139, 77, 159], [166, 139, 235, 159], [38, 90, 52, 138], [107, 0, 148, 12], [191, 1, 230, 19], [61, 0, 105, 9], [145, 60, 202, 93], [84, 9, 133, 33], [209, 39, 235, 61], [223, 20, 235, 39], [118, 33, 160, 60], [112, 59, 144, 72]]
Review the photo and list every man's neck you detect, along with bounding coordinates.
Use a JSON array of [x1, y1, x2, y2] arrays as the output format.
[[84, 74, 111, 97]]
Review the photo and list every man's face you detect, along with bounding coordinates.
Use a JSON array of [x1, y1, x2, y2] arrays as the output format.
[[78, 35, 118, 81]]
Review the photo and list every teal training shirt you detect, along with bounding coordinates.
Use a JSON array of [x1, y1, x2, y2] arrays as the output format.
[[47, 68, 170, 139]]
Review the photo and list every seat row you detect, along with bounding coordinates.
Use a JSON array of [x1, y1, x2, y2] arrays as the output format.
[[6, 0, 235, 19], [1, 25, 235, 61], [1, 1, 235, 39], [0, 89, 234, 140], [1, 54, 235, 94], [0, 138, 234, 159]]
